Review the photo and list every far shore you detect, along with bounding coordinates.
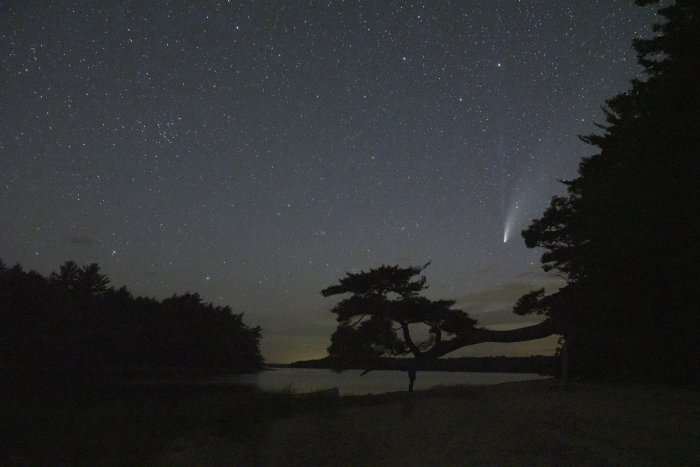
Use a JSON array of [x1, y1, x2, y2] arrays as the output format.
[[272, 354, 560, 375]]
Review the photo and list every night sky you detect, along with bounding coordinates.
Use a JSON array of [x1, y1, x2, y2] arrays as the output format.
[[1, 1, 657, 362]]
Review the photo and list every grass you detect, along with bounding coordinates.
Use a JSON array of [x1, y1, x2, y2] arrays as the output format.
[[1, 380, 298, 465]]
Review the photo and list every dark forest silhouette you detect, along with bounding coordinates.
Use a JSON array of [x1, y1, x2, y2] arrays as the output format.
[[0, 260, 263, 376], [513, 0, 700, 383]]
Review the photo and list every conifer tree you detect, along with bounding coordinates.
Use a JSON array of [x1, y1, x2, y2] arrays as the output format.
[[323, 264, 556, 390], [517, 0, 700, 382]]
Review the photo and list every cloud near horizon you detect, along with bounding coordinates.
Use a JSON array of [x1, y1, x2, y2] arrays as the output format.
[[454, 276, 564, 327]]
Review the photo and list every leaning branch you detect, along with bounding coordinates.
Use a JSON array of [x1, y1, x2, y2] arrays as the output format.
[[425, 319, 557, 358]]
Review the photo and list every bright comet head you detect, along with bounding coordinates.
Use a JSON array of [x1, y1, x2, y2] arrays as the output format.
[[503, 217, 513, 243]]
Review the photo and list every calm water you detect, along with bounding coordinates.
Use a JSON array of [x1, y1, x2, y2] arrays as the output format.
[[226, 368, 549, 395]]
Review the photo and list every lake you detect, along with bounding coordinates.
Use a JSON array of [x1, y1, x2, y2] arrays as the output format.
[[226, 368, 550, 395]]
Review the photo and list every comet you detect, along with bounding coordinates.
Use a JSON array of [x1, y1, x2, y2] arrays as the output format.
[[503, 214, 514, 243], [502, 201, 520, 243]]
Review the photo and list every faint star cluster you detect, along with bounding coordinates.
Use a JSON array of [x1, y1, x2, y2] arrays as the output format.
[[1, 1, 656, 362]]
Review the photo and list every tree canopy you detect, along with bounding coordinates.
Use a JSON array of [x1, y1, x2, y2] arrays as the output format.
[[322, 264, 474, 390], [0, 260, 264, 375], [516, 0, 700, 382], [322, 264, 554, 390]]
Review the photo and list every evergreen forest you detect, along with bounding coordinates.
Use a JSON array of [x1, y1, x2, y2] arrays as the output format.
[[0, 260, 263, 376], [515, 0, 700, 383]]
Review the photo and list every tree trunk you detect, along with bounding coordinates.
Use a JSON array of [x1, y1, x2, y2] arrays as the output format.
[[407, 367, 416, 392]]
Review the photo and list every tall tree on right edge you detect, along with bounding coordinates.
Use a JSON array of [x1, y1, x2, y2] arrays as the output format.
[[515, 0, 700, 382]]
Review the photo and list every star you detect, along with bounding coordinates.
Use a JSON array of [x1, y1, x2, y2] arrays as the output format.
[[0, 0, 655, 363]]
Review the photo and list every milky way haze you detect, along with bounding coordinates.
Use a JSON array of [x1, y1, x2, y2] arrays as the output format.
[[1, 1, 657, 362]]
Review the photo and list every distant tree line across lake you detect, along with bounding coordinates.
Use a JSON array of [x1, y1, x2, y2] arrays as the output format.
[[0, 260, 263, 376], [288, 355, 559, 376]]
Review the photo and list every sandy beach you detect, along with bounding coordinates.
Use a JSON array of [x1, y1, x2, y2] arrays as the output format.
[[160, 379, 700, 466]]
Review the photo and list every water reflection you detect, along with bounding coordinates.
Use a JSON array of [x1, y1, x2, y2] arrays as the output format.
[[227, 368, 550, 395]]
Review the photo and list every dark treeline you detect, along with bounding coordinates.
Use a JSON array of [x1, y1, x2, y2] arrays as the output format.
[[515, 0, 700, 383], [0, 260, 263, 376], [289, 355, 558, 376]]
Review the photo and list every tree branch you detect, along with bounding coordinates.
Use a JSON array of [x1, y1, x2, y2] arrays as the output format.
[[426, 320, 557, 358], [348, 313, 368, 328]]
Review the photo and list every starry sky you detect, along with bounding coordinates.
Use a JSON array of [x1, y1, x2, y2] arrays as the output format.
[[1, 1, 658, 362]]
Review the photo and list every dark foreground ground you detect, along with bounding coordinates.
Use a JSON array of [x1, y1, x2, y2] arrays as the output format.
[[3, 378, 699, 466]]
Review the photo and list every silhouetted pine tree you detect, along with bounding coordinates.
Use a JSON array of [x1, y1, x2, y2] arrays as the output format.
[[517, 0, 700, 382]]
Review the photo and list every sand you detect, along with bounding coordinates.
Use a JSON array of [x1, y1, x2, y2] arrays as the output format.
[[159, 379, 700, 466]]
